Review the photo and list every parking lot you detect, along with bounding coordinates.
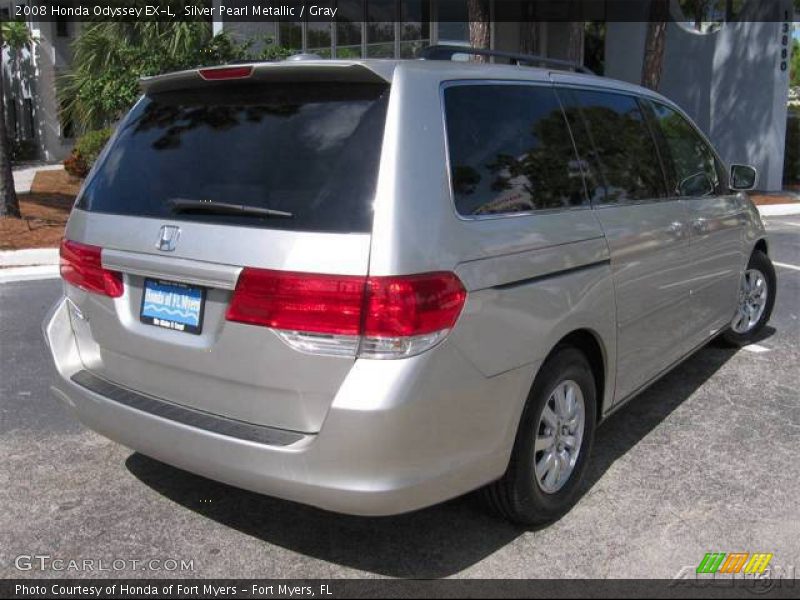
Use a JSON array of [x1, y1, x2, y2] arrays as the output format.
[[1, 215, 798, 580]]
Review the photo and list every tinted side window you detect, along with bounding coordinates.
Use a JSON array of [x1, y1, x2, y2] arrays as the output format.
[[443, 84, 587, 216], [646, 101, 724, 197], [560, 89, 666, 203]]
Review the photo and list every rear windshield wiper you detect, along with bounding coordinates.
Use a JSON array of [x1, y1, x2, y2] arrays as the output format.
[[169, 198, 294, 219]]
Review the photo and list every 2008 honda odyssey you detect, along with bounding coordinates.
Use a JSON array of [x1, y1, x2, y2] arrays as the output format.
[[44, 48, 775, 525]]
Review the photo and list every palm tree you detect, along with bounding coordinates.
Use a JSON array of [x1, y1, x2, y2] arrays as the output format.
[[0, 20, 35, 218], [566, 21, 584, 65], [58, 21, 215, 131], [467, 0, 490, 62], [58, 19, 265, 133]]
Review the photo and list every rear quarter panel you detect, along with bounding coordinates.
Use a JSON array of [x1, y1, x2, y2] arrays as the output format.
[[369, 64, 617, 417]]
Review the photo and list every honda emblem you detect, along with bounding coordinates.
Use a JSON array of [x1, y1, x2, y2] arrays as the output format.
[[156, 225, 181, 252]]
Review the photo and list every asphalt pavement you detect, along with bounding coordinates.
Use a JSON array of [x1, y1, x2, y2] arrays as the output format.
[[1, 216, 798, 579]]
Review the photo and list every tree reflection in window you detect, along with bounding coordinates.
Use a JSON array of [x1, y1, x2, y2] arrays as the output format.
[[647, 101, 722, 196], [76, 83, 389, 233], [561, 89, 667, 204], [444, 85, 588, 216]]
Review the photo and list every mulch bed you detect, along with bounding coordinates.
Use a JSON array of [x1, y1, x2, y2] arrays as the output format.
[[0, 168, 82, 251], [0, 193, 74, 250], [749, 194, 800, 205], [0, 168, 797, 251], [30, 168, 84, 196]]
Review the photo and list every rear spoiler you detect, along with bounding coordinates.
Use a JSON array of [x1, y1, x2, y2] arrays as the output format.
[[140, 61, 393, 95]]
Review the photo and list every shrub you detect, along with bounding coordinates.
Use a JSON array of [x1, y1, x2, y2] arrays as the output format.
[[63, 127, 112, 178], [59, 23, 292, 131], [63, 153, 88, 179]]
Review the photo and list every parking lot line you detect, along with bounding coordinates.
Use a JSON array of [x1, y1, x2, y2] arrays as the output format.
[[773, 261, 800, 272], [742, 343, 771, 353]]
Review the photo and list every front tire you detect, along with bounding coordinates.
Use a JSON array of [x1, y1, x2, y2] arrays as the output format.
[[721, 250, 776, 346], [484, 346, 597, 526]]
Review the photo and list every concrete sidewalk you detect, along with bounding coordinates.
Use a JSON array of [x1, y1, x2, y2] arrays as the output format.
[[0, 248, 58, 267], [0, 264, 59, 284], [757, 203, 800, 216], [751, 191, 800, 216]]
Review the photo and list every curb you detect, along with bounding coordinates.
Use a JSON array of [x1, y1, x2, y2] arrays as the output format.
[[0, 265, 60, 284], [756, 203, 800, 216], [0, 248, 59, 268]]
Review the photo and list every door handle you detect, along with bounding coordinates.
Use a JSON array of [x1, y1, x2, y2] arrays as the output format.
[[692, 218, 709, 233], [668, 221, 686, 237]]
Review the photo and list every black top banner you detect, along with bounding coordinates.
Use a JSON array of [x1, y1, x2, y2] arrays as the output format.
[[5, 0, 796, 23]]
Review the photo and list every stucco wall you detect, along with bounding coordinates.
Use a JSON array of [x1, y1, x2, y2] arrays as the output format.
[[2, 20, 76, 162], [606, 17, 791, 192]]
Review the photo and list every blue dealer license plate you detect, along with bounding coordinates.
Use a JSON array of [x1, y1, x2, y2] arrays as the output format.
[[140, 279, 205, 335]]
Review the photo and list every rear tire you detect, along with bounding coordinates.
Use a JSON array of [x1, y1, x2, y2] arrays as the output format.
[[484, 346, 597, 526], [721, 250, 776, 346]]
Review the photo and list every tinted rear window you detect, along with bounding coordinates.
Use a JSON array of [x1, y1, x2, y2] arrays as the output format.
[[77, 82, 389, 233]]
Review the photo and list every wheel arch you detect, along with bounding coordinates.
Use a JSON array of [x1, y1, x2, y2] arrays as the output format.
[[754, 238, 768, 256], [550, 328, 609, 423]]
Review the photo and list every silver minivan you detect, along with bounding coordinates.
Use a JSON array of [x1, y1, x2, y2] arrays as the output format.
[[44, 50, 775, 525]]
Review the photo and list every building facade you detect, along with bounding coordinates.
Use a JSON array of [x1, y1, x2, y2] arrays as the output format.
[[1, 1, 79, 162], [1, 0, 792, 191], [218, 0, 792, 191]]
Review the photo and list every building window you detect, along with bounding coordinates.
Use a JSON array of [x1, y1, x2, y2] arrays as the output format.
[[307, 22, 333, 57], [335, 19, 363, 57], [59, 93, 74, 139], [56, 15, 69, 37], [269, 1, 434, 59], [23, 98, 34, 139], [400, 0, 430, 57], [367, 0, 396, 57], [437, 0, 469, 43], [279, 21, 302, 50]]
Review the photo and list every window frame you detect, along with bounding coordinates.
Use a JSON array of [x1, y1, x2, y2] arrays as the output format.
[[440, 79, 592, 222], [554, 84, 673, 208]]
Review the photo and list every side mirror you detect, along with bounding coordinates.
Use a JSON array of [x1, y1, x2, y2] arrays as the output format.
[[730, 164, 757, 191]]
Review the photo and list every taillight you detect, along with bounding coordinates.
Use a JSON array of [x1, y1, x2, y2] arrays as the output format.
[[225, 269, 365, 335], [360, 273, 466, 358], [198, 66, 253, 81], [59, 240, 123, 298], [226, 269, 466, 359]]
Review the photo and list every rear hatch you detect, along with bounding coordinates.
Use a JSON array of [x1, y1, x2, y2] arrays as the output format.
[[63, 64, 390, 433]]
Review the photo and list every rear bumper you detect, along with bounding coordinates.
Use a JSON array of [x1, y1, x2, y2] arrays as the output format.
[[43, 297, 534, 516]]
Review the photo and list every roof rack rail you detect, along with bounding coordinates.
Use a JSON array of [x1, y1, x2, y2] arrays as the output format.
[[418, 44, 595, 75]]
